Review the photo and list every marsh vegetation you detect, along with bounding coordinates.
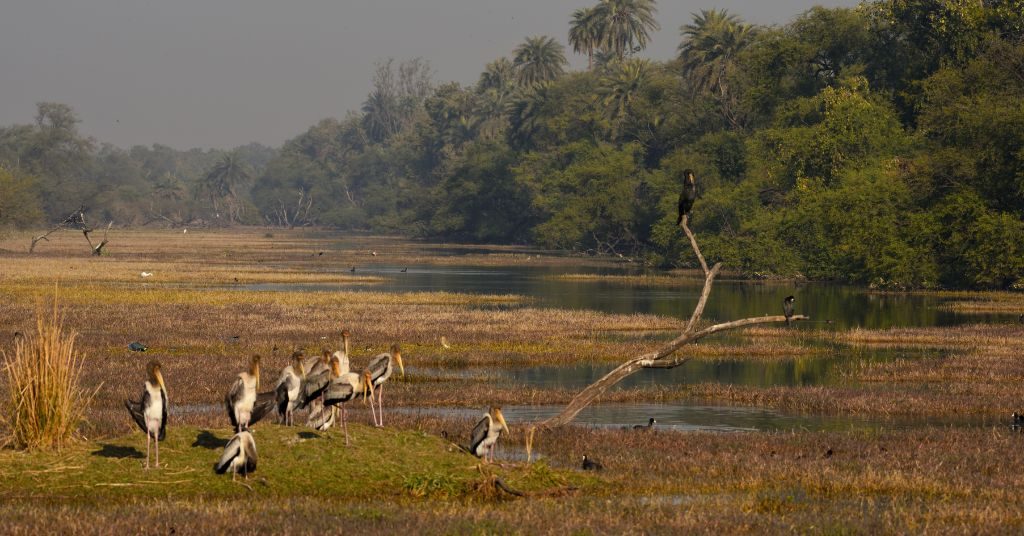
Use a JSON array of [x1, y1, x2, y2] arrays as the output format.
[[1, 230, 1023, 532]]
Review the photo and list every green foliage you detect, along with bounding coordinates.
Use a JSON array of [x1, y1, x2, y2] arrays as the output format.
[[2, 1, 1023, 289], [0, 168, 43, 229]]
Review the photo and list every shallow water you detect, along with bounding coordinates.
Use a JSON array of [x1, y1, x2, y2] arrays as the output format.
[[243, 262, 1013, 329], [394, 403, 982, 433]]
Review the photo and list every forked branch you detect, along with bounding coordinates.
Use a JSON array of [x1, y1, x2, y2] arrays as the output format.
[[533, 216, 808, 432]]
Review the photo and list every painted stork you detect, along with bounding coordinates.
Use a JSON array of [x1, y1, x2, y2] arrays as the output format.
[[226, 354, 261, 432], [214, 430, 258, 481], [321, 369, 374, 444], [364, 344, 404, 427], [275, 351, 306, 425], [124, 360, 168, 469], [470, 407, 509, 463]]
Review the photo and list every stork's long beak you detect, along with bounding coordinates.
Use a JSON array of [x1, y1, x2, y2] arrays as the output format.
[[155, 368, 167, 393], [495, 409, 509, 434], [395, 353, 405, 379]]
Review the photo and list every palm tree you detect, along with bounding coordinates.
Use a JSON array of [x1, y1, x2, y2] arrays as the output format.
[[201, 153, 250, 223], [477, 57, 517, 93], [598, 59, 651, 137], [678, 9, 757, 129], [513, 36, 568, 87], [568, 7, 602, 69], [506, 82, 553, 149], [592, 0, 660, 62], [678, 9, 756, 97]]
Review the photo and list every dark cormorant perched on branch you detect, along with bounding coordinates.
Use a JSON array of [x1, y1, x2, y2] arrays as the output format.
[[783, 296, 795, 325], [676, 169, 697, 225]]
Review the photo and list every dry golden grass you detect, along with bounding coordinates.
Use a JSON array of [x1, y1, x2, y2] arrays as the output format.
[[1, 293, 96, 450]]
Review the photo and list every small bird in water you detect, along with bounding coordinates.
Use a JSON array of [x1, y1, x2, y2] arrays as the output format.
[[582, 455, 603, 471], [783, 296, 795, 325], [401, 267, 408, 273], [128, 342, 148, 352], [350, 266, 356, 273], [633, 417, 657, 430]]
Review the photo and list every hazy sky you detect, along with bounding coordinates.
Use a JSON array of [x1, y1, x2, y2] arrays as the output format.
[[0, 0, 858, 150]]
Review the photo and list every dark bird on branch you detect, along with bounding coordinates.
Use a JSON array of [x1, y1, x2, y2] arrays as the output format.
[[783, 296, 795, 325], [633, 417, 657, 430], [676, 169, 697, 225], [128, 342, 148, 352], [582, 455, 603, 471]]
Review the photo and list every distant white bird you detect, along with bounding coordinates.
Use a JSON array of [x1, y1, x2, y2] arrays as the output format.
[[183, 228, 188, 234], [441, 336, 451, 350], [140, 272, 153, 278], [214, 431, 257, 481]]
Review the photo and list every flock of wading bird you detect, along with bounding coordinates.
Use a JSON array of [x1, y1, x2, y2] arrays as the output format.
[[124, 330, 510, 480]]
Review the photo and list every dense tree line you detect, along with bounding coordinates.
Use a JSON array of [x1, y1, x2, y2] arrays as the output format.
[[1, 0, 1022, 289]]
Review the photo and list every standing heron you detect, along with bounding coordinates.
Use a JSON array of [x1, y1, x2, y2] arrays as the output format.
[[676, 169, 697, 225], [364, 344, 405, 427], [124, 360, 168, 469], [470, 407, 509, 463], [275, 351, 306, 425], [226, 355, 261, 432], [214, 430, 258, 481], [783, 296, 795, 325]]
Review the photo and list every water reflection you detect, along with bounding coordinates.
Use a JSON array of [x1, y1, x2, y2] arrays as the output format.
[[501, 347, 943, 389], [242, 264, 1013, 329]]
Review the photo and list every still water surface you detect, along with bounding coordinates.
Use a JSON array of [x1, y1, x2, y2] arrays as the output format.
[[243, 257, 1007, 430]]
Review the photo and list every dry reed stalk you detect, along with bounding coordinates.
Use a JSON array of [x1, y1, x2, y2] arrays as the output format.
[[1, 289, 97, 450]]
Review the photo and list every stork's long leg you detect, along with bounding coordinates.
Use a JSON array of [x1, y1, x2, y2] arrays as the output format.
[[145, 426, 151, 469], [368, 389, 379, 427], [155, 433, 160, 468], [376, 384, 385, 427], [342, 404, 349, 446]]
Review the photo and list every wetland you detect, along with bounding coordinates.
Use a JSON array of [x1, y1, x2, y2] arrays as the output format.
[[2, 229, 1024, 533]]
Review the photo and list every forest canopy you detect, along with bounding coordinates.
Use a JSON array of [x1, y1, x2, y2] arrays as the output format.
[[1, 0, 1022, 290]]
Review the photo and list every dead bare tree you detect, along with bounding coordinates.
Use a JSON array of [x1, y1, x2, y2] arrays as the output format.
[[525, 216, 808, 457], [29, 206, 113, 255]]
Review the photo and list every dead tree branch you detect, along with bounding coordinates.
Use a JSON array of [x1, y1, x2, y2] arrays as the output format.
[[534, 217, 809, 431], [29, 206, 85, 253]]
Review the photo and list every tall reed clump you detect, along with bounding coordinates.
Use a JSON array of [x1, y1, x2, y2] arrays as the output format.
[[1, 294, 95, 450]]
